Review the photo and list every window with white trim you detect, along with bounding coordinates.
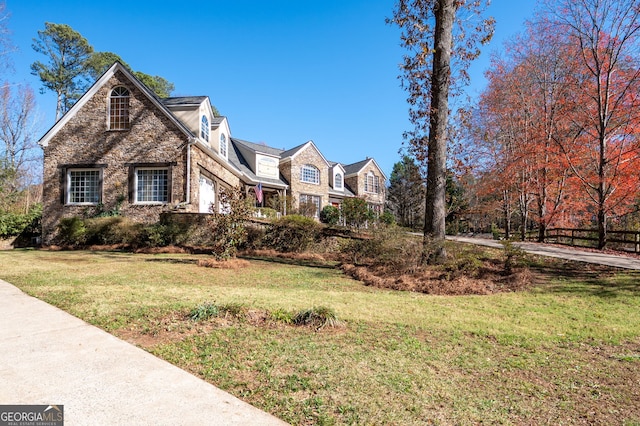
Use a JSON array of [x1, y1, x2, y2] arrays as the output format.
[[67, 168, 102, 204], [365, 171, 380, 194], [299, 194, 321, 217], [220, 133, 227, 158], [135, 168, 169, 203], [300, 164, 320, 184], [334, 172, 343, 190], [201, 116, 209, 142], [109, 87, 130, 130]]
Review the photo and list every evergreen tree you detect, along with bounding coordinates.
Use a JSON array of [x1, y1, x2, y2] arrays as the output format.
[[386, 155, 424, 229], [31, 22, 93, 120]]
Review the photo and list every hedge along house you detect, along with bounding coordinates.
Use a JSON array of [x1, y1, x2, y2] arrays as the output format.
[[39, 62, 386, 244]]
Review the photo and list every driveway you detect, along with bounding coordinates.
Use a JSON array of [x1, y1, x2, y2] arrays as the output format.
[[447, 236, 640, 270]]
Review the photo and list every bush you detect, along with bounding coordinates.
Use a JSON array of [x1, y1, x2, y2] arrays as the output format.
[[339, 225, 422, 272], [341, 197, 374, 228], [379, 211, 395, 225], [206, 188, 253, 259], [84, 217, 144, 245], [0, 204, 42, 239], [137, 222, 181, 247], [265, 215, 321, 252], [57, 217, 88, 245], [241, 224, 266, 250], [319, 205, 340, 225]]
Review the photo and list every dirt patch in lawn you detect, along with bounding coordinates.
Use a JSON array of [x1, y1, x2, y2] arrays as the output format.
[[340, 262, 533, 295]]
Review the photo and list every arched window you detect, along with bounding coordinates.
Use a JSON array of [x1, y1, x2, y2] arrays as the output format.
[[201, 116, 210, 142], [300, 164, 320, 184], [220, 134, 227, 157], [365, 171, 379, 193], [334, 173, 343, 189], [109, 87, 130, 130]]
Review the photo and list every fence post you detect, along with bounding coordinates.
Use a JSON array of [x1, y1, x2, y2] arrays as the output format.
[[571, 229, 575, 247], [635, 232, 640, 254]]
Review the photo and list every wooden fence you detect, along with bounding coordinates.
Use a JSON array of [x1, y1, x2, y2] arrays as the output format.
[[533, 228, 640, 254]]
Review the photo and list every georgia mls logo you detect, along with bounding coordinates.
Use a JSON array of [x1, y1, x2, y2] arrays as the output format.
[[0, 405, 64, 426]]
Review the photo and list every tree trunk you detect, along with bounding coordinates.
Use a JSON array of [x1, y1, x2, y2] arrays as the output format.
[[422, 0, 456, 264], [597, 207, 607, 249]]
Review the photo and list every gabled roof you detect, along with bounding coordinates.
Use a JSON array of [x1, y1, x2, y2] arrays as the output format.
[[328, 161, 346, 173], [232, 138, 284, 157], [228, 139, 288, 188], [344, 157, 388, 179], [39, 62, 194, 147], [280, 140, 331, 168]]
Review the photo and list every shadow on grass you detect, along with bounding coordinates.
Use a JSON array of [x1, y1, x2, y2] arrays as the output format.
[[143, 258, 199, 265], [239, 254, 338, 269], [530, 257, 640, 298]]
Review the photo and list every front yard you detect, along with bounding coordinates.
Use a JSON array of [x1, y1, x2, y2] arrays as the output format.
[[1, 248, 639, 425]]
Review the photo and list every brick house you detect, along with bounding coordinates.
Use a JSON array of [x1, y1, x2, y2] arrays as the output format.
[[39, 62, 386, 243]]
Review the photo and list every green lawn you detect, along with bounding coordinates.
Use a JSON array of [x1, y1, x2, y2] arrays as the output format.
[[2, 249, 640, 425]]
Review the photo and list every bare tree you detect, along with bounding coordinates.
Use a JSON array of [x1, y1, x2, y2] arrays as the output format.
[[542, 0, 640, 249], [0, 84, 40, 197]]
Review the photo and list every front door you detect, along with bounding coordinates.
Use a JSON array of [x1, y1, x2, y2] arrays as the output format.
[[199, 176, 216, 213]]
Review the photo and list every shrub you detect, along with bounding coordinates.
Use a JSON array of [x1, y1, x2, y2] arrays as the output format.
[[379, 211, 395, 225], [241, 223, 266, 250], [137, 222, 181, 247], [84, 217, 143, 245], [341, 197, 374, 228], [265, 215, 321, 252], [206, 188, 253, 259], [339, 225, 423, 272], [57, 217, 88, 245], [502, 240, 527, 274], [0, 204, 42, 239], [319, 205, 340, 225]]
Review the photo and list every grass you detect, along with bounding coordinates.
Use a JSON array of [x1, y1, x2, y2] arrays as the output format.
[[1, 248, 640, 424]]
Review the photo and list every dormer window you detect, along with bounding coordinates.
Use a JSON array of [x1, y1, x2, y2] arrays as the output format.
[[109, 87, 130, 130], [301, 164, 320, 184], [201, 116, 209, 142], [334, 172, 343, 190], [365, 171, 380, 194], [220, 134, 227, 158]]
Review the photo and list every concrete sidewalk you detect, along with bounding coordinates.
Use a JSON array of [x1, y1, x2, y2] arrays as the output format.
[[448, 236, 640, 270], [0, 280, 287, 426]]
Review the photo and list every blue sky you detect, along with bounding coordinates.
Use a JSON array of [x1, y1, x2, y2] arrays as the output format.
[[6, 0, 537, 177]]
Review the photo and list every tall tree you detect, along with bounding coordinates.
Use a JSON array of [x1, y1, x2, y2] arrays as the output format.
[[0, 84, 40, 211], [543, 0, 640, 249], [30, 23, 93, 121], [386, 155, 425, 228], [389, 0, 494, 262]]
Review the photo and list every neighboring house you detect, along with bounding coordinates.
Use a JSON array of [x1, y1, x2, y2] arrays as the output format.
[[38, 62, 386, 244]]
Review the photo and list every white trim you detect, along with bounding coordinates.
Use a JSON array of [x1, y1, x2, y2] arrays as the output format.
[[134, 166, 169, 204], [66, 167, 102, 205]]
